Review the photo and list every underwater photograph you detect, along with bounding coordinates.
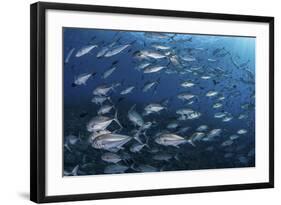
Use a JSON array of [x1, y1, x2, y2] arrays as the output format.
[[63, 27, 255, 176]]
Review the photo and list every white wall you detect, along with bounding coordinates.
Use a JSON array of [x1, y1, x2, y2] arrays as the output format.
[[0, 0, 279, 204]]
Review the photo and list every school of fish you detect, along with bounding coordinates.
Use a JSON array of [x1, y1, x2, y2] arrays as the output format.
[[63, 29, 255, 176]]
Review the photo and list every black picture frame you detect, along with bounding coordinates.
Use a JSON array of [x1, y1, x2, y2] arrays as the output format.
[[30, 2, 274, 203]]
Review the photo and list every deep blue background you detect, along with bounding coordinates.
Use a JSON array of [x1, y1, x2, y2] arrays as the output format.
[[63, 27, 255, 175]]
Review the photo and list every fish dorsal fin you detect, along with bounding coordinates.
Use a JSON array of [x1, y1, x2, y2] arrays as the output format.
[[113, 111, 123, 129]]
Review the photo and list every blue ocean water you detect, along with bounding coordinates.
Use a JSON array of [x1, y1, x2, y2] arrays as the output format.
[[63, 27, 255, 176]]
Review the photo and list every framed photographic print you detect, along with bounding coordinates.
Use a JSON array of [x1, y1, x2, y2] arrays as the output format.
[[30, 2, 274, 203]]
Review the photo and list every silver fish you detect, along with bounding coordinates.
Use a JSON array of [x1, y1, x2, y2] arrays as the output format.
[[74, 73, 93, 86], [237, 129, 247, 134], [155, 133, 189, 148], [181, 55, 196, 62], [214, 112, 227, 118], [144, 103, 165, 115], [206, 90, 219, 97], [207, 58, 217, 62], [89, 130, 111, 142], [143, 65, 165, 73], [64, 165, 79, 176], [222, 116, 233, 122], [97, 104, 114, 115], [176, 108, 194, 116], [91, 96, 111, 105], [176, 127, 191, 134], [86, 111, 122, 132], [104, 164, 129, 174], [132, 164, 158, 172], [166, 121, 179, 129], [213, 103, 223, 109], [218, 96, 225, 101], [151, 44, 170, 50], [128, 105, 144, 127], [101, 152, 122, 163], [145, 32, 173, 39], [196, 125, 208, 132], [238, 114, 248, 120], [75, 45, 97, 57], [180, 81, 195, 88], [65, 134, 79, 145], [141, 50, 166, 59], [104, 44, 130, 57], [93, 83, 119, 96], [169, 55, 180, 66], [177, 93, 196, 101], [190, 66, 202, 71], [102, 66, 117, 79], [92, 133, 132, 152], [189, 132, 205, 144], [153, 153, 173, 162], [221, 139, 233, 147], [204, 129, 222, 141], [65, 48, 75, 63], [130, 143, 147, 153], [201, 75, 212, 80], [142, 80, 158, 92], [229, 134, 240, 140], [120, 86, 135, 95], [136, 62, 151, 70], [176, 108, 201, 120], [96, 47, 109, 58]]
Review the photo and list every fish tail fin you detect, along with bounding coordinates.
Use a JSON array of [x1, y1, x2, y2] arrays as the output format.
[[130, 159, 139, 172], [143, 142, 150, 149], [114, 110, 123, 129], [64, 143, 72, 152], [174, 153, 180, 161], [111, 83, 120, 92], [134, 136, 143, 144], [71, 165, 79, 176], [188, 139, 196, 147], [130, 163, 138, 171], [143, 134, 150, 149]]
